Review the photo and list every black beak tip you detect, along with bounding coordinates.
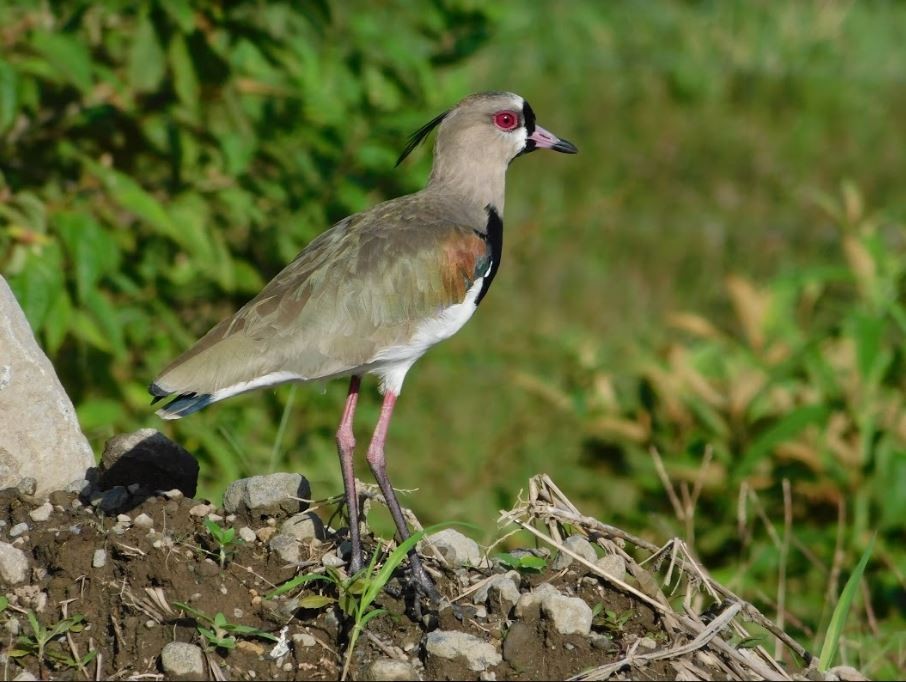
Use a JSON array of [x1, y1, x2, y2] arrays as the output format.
[[552, 138, 578, 154]]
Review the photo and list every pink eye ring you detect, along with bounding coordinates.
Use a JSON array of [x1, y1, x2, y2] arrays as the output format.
[[493, 111, 519, 131]]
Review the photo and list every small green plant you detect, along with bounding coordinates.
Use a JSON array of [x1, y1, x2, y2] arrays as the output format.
[[818, 535, 876, 672], [594, 607, 633, 634], [173, 602, 277, 651], [202, 517, 242, 568], [494, 552, 548, 573], [8, 611, 96, 677]]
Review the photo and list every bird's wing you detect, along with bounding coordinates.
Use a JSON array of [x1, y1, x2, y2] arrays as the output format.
[[151, 196, 492, 405]]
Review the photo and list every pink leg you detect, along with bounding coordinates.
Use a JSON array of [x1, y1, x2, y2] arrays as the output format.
[[365, 391, 439, 598], [336, 376, 363, 573]]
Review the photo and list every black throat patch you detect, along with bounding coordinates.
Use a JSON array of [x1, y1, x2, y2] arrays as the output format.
[[474, 205, 503, 305], [517, 99, 537, 157]]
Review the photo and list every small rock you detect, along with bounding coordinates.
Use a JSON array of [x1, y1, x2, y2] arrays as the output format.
[[552, 535, 597, 570], [269, 534, 301, 564], [424, 528, 482, 567], [595, 553, 626, 582], [474, 571, 521, 613], [514, 582, 559, 619], [590, 633, 617, 651], [92, 549, 107, 568], [127, 483, 142, 494], [99, 429, 199, 497], [65, 478, 92, 495], [502, 620, 537, 667], [28, 502, 53, 522], [16, 477, 37, 497], [541, 593, 593, 636], [425, 630, 501, 672], [162, 488, 183, 500], [321, 550, 346, 568], [116, 513, 132, 523], [292, 632, 317, 648], [188, 503, 212, 517], [479, 673, 496, 682], [637, 636, 657, 650], [223, 473, 311, 518], [256, 526, 276, 543], [369, 658, 419, 681], [280, 511, 326, 541], [239, 526, 256, 543], [13, 671, 39, 681], [133, 513, 154, 529], [207, 513, 223, 522], [97, 486, 130, 513], [160, 641, 205, 679], [0, 542, 29, 583], [9, 522, 28, 538], [827, 665, 870, 681]]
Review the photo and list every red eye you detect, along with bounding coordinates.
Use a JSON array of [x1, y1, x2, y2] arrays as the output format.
[[493, 111, 519, 131]]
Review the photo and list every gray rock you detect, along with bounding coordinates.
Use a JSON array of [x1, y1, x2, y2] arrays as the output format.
[[541, 593, 593, 636], [223, 473, 310, 518], [160, 641, 205, 678], [269, 534, 301, 564], [552, 534, 597, 570], [92, 549, 107, 569], [0, 276, 95, 497], [16, 477, 37, 497], [321, 550, 346, 568], [280, 511, 326, 541], [99, 429, 198, 497], [0, 541, 29, 584], [502, 621, 537, 668], [133, 513, 154, 529], [425, 630, 501, 672], [514, 582, 559, 618], [473, 571, 521, 613], [595, 553, 626, 582], [424, 528, 482, 567], [369, 658, 419, 681], [13, 671, 38, 681], [95, 486, 129, 513], [28, 502, 53, 522], [9, 522, 28, 538], [65, 478, 92, 495], [238, 526, 256, 543], [292, 632, 316, 648]]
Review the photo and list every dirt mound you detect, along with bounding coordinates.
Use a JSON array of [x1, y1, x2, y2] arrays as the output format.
[[0, 475, 863, 681]]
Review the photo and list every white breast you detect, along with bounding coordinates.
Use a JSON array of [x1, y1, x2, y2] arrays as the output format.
[[368, 275, 485, 395]]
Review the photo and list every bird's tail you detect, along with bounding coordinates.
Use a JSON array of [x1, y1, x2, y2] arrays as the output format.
[[149, 383, 214, 420]]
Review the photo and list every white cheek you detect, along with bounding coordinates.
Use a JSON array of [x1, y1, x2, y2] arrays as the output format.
[[497, 127, 527, 157]]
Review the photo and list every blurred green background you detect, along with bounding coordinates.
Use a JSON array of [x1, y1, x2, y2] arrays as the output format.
[[1, 1, 903, 677]]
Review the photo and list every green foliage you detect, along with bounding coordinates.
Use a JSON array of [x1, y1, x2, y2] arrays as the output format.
[[9, 611, 96, 676], [174, 602, 278, 650], [202, 516, 240, 568], [819, 535, 876, 672], [494, 552, 547, 573]]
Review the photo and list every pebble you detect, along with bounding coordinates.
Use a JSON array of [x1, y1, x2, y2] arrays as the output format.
[[473, 571, 521, 612], [638, 636, 657, 650], [541, 593, 593, 636], [207, 513, 224, 522], [280, 512, 326, 541], [514, 582, 559, 618], [162, 488, 183, 500], [293, 632, 317, 648], [269, 535, 301, 564], [239, 526, 257, 543], [552, 534, 597, 570], [369, 658, 419, 681], [117, 513, 132, 524], [425, 630, 501, 672], [98, 486, 130, 513], [595, 553, 627, 582], [133, 513, 154, 529], [256, 527, 276, 543], [16, 477, 37, 497], [13, 671, 38, 681], [0, 542, 29, 584], [424, 528, 483, 567], [9, 522, 29, 538], [321, 550, 346, 568], [160, 641, 205, 678], [92, 549, 107, 568], [65, 478, 91, 495], [223, 473, 311, 517], [28, 502, 53, 522], [188, 503, 212, 517]]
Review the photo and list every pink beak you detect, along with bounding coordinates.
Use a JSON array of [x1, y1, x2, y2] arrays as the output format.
[[529, 124, 578, 154]]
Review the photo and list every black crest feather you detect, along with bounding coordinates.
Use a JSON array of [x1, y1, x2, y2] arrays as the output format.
[[395, 109, 450, 167]]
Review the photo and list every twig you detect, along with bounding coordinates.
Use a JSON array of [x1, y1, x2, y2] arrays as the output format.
[[776, 478, 792, 662]]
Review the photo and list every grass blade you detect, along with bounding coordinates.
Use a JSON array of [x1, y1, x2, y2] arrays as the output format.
[[818, 534, 875, 671]]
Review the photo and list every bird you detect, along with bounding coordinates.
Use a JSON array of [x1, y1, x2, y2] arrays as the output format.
[[150, 91, 577, 597]]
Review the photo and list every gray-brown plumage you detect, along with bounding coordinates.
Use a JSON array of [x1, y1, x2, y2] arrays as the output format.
[[151, 91, 577, 596]]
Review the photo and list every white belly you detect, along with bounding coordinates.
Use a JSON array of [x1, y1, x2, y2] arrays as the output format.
[[368, 276, 484, 394]]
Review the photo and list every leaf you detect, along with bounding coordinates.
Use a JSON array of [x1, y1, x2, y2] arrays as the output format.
[[0, 595, 7, 612], [168, 33, 199, 119], [736, 405, 829, 478], [0, 59, 17, 134], [298, 594, 336, 610], [129, 14, 166, 92], [265, 573, 333, 599], [818, 535, 875, 671], [160, 0, 196, 33], [54, 211, 119, 303], [30, 31, 93, 93]]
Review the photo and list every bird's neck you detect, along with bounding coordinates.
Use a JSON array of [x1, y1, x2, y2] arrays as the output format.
[[426, 155, 507, 220]]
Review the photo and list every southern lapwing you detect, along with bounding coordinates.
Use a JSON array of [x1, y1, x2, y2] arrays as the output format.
[[150, 91, 577, 596]]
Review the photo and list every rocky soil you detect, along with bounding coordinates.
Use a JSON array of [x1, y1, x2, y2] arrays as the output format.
[[0, 441, 865, 681]]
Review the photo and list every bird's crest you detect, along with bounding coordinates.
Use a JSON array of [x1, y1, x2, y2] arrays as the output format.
[[395, 109, 450, 167]]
